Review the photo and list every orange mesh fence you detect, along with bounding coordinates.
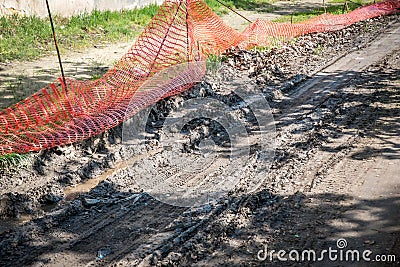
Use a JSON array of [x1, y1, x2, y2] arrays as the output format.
[[0, 0, 206, 154], [239, 0, 400, 48], [0, 0, 399, 155]]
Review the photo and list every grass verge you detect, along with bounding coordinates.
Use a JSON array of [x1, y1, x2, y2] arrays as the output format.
[[273, 0, 374, 23], [0, 153, 30, 170], [0, 4, 159, 62]]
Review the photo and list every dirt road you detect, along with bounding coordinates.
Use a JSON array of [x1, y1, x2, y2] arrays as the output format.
[[0, 15, 399, 267]]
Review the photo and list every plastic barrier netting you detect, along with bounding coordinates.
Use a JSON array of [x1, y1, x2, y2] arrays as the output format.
[[0, 0, 399, 155]]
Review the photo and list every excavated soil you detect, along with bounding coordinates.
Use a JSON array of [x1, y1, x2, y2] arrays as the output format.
[[0, 14, 399, 267]]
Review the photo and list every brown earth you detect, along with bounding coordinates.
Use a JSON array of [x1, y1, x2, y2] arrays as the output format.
[[0, 11, 399, 267]]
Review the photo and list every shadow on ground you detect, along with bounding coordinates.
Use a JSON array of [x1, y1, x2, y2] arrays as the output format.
[[0, 61, 109, 110], [0, 186, 398, 266], [0, 62, 399, 266]]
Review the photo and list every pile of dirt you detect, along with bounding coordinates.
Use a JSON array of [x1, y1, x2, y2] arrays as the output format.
[[0, 14, 399, 267], [1, 14, 396, 219]]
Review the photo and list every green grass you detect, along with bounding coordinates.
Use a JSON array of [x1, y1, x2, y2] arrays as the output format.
[[0, 153, 30, 170], [0, 4, 159, 62], [272, 0, 373, 23], [206, 53, 227, 71], [205, 0, 234, 15]]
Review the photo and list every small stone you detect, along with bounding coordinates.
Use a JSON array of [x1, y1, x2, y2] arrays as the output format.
[[364, 240, 375, 245]]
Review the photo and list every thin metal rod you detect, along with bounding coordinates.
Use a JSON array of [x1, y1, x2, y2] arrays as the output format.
[[214, 0, 252, 23], [45, 0, 67, 91], [342, 1, 347, 13]]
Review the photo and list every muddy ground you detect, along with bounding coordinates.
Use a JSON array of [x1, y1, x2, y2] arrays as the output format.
[[0, 14, 399, 267]]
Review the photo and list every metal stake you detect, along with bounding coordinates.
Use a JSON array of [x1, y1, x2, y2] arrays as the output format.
[[45, 0, 67, 92], [214, 0, 252, 23]]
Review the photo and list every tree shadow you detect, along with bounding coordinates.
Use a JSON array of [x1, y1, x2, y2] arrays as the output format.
[[0, 185, 399, 266], [0, 19, 399, 267], [0, 60, 110, 110], [0, 69, 398, 265], [273, 65, 400, 165], [188, 190, 400, 266]]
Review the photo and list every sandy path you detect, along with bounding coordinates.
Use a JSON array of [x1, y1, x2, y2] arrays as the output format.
[[0, 41, 133, 109]]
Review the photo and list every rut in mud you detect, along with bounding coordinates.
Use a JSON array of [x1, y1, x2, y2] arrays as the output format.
[[0, 14, 399, 266]]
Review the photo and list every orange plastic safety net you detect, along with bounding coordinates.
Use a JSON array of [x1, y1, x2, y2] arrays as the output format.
[[0, 0, 399, 155], [240, 0, 400, 48]]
